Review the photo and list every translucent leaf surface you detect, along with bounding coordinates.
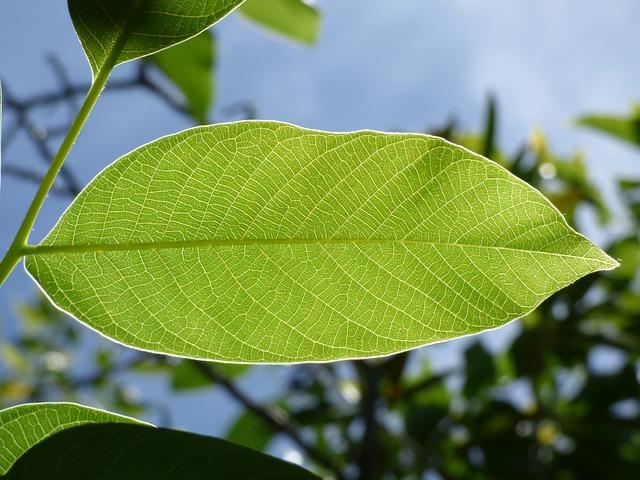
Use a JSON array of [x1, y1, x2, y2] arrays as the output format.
[[239, 0, 320, 45], [150, 31, 215, 124], [25, 121, 617, 363], [67, 0, 243, 78], [0, 402, 143, 475], [0, 403, 318, 479]]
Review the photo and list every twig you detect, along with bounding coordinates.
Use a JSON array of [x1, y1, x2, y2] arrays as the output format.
[[191, 360, 345, 479], [2, 85, 82, 196], [2, 165, 73, 196], [354, 361, 382, 480]]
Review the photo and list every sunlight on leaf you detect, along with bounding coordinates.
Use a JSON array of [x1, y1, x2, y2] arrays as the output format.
[[67, 0, 244, 79], [0, 403, 318, 479], [0, 402, 144, 475], [24, 122, 617, 363]]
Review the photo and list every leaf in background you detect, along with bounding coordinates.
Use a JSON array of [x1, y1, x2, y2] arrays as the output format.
[[150, 31, 216, 124], [239, 0, 320, 45], [1, 404, 318, 479], [171, 360, 249, 391], [227, 410, 275, 451], [576, 104, 640, 148], [0, 402, 144, 475], [67, 0, 244, 79], [463, 342, 496, 396], [25, 121, 617, 363]]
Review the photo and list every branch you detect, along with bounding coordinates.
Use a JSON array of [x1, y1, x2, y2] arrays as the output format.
[[2, 85, 82, 196], [354, 361, 382, 480], [2, 165, 74, 197], [190, 360, 345, 479]]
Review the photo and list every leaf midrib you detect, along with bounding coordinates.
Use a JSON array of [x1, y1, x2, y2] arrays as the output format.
[[22, 238, 613, 265]]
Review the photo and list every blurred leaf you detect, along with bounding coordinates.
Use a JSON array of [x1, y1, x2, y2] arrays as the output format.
[[607, 237, 640, 281], [151, 31, 215, 124], [239, 0, 321, 45], [171, 360, 214, 391], [464, 342, 496, 396], [171, 361, 249, 391], [619, 179, 640, 223], [227, 410, 274, 451], [405, 404, 448, 443], [577, 104, 640, 148], [1, 344, 29, 374], [482, 95, 497, 159]]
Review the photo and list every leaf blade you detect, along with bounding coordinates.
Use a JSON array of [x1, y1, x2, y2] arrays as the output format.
[[25, 121, 617, 363], [67, 0, 243, 78], [0, 403, 318, 479], [0, 402, 144, 475]]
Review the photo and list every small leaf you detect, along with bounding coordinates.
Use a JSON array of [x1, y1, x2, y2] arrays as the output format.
[[239, 0, 320, 45], [227, 411, 274, 451], [0, 402, 144, 475], [1, 403, 318, 479], [171, 360, 248, 391], [150, 31, 216, 124], [25, 121, 617, 363], [67, 0, 244, 78], [576, 105, 640, 148]]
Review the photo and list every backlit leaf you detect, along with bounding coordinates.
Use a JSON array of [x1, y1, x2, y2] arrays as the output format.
[[67, 0, 244, 78], [0, 402, 143, 475], [24, 121, 617, 363], [239, 0, 320, 45], [0, 403, 318, 479]]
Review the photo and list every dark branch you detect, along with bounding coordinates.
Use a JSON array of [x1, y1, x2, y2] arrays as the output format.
[[190, 360, 345, 479], [355, 361, 382, 480]]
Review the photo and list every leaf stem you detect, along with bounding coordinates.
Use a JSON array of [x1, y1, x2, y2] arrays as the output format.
[[0, 55, 116, 287]]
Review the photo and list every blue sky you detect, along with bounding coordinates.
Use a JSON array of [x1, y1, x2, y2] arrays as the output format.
[[0, 0, 639, 460]]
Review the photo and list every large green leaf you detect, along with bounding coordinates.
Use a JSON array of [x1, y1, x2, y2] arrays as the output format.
[[0, 402, 144, 475], [67, 0, 244, 78], [24, 122, 616, 363], [576, 104, 640, 148], [239, 0, 320, 45], [0, 403, 318, 479], [150, 31, 216, 124]]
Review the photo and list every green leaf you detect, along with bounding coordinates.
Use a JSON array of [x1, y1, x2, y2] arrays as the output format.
[[171, 360, 248, 391], [0, 402, 144, 475], [24, 121, 617, 363], [576, 105, 640, 148], [1, 403, 318, 479], [67, 0, 244, 79], [150, 31, 216, 124], [227, 411, 274, 451], [239, 0, 320, 45]]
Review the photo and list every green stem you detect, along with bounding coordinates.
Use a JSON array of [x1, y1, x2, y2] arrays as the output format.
[[0, 62, 115, 286]]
